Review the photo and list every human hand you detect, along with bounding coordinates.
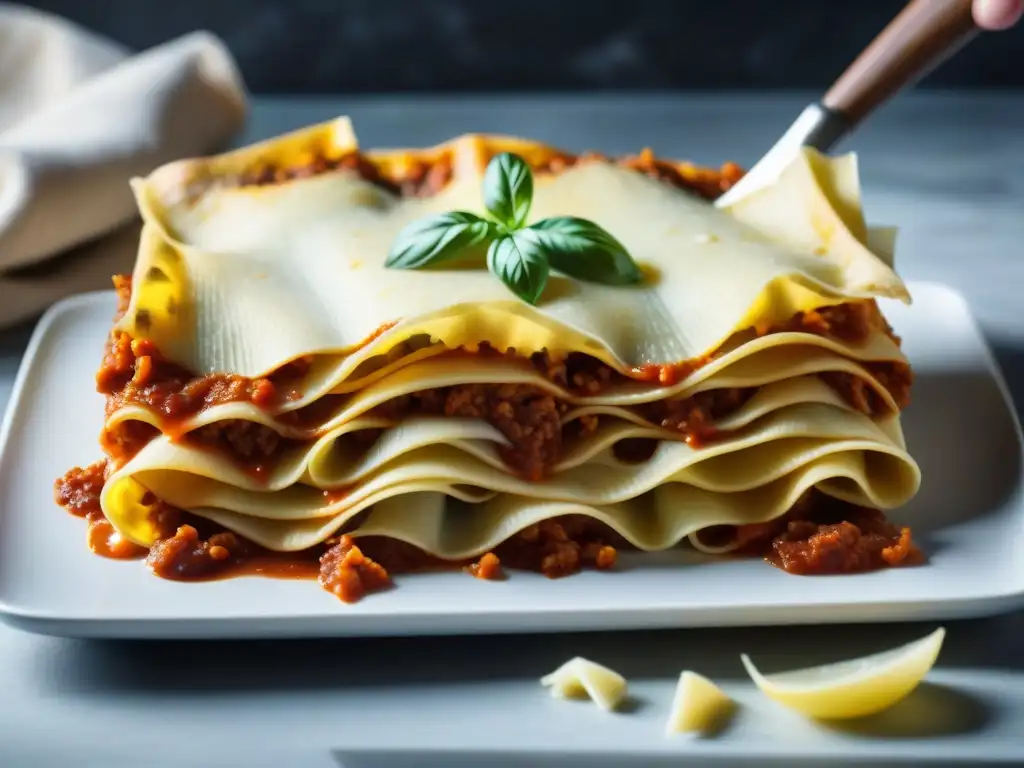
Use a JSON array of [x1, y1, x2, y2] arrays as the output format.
[[973, 0, 1023, 29]]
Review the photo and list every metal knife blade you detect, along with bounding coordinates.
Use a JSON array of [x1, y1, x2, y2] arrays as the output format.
[[713, 103, 850, 209]]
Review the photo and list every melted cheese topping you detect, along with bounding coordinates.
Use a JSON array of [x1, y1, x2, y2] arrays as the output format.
[[118, 116, 908, 383]]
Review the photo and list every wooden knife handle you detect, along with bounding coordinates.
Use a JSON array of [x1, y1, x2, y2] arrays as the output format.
[[823, 0, 978, 125]]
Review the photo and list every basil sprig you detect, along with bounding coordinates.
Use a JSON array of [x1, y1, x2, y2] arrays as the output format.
[[384, 152, 643, 305]]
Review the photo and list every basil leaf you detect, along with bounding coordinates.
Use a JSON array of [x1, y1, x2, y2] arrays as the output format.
[[487, 233, 550, 305], [483, 152, 533, 229], [525, 216, 643, 286], [385, 211, 496, 269]]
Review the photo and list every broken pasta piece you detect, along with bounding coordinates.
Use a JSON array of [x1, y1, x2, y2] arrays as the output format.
[[741, 627, 945, 720], [540, 656, 627, 712], [665, 671, 735, 735]]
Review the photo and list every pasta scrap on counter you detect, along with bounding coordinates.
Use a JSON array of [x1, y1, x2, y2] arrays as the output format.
[[665, 671, 736, 736], [540, 657, 628, 712]]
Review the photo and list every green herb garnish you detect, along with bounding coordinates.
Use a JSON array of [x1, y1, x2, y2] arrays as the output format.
[[384, 152, 643, 305]]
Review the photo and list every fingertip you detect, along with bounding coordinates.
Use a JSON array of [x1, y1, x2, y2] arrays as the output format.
[[973, 0, 1024, 30]]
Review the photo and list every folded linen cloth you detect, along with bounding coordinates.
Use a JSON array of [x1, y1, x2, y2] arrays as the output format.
[[0, 4, 247, 328]]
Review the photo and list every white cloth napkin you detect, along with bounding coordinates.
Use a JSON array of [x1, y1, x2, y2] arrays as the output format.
[[0, 4, 247, 328]]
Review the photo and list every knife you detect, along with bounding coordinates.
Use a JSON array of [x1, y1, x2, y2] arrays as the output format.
[[715, 0, 979, 208]]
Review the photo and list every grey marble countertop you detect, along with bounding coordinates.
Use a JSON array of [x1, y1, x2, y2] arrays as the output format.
[[1, 92, 1023, 767]]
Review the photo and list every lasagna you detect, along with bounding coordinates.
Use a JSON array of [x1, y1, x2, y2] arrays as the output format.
[[56, 116, 922, 602]]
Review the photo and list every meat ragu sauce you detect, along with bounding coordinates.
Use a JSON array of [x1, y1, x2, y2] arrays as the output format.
[[99, 276, 911, 480], [696, 491, 921, 574], [54, 150, 919, 602], [231, 144, 745, 203], [55, 460, 919, 603]]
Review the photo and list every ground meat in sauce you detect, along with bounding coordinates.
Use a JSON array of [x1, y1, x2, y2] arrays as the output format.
[[98, 333, 304, 423], [54, 460, 107, 516], [768, 513, 918, 574], [496, 517, 620, 579], [235, 151, 401, 194], [99, 277, 309, 458], [714, 492, 921, 575], [98, 264, 911, 476], [529, 348, 620, 394], [55, 460, 917, 599], [619, 147, 746, 200], [381, 155, 455, 198], [373, 382, 565, 481], [318, 535, 392, 603], [638, 387, 755, 446], [696, 490, 819, 552], [466, 552, 504, 580], [101, 349, 907, 478], [229, 145, 741, 203], [145, 525, 251, 580], [187, 419, 289, 479], [773, 301, 891, 341]]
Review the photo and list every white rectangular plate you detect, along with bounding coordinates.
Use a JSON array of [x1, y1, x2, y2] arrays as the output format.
[[1, 282, 1022, 639]]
